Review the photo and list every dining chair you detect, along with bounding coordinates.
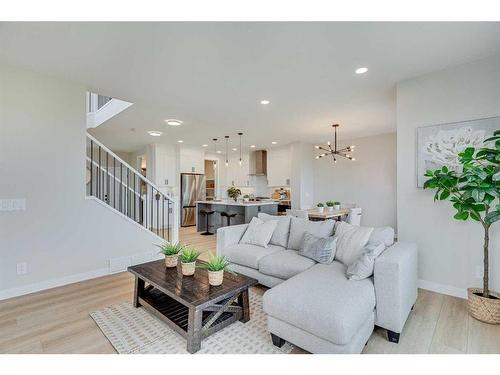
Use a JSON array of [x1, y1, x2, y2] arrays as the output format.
[[345, 207, 362, 226], [286, 209, 309, 219]]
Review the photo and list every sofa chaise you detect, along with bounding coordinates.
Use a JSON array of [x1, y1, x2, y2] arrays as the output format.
[[216, 215, 418, 354]]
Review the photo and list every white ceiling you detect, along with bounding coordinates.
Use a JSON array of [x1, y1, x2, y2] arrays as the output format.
[[1, 22, 500, 152]]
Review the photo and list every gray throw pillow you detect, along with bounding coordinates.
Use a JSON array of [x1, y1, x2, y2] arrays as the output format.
[[257, 213, 291, 248], [299, 232, 337, 264], [346, 242, 385, 280], [287, 217, 336, 250], [239, 217, 278, 248]]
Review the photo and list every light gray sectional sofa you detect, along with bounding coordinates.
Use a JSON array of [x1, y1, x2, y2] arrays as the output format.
[[216, 215, 418, 354]]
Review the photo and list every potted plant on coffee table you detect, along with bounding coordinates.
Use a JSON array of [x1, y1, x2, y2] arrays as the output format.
[[423, 130, 500, 324], [227, 187, 242, 202], [156, 241, 184, 268], [179, 247, 201, 276], [317, 202, 324, 213], [198, 255, 233, 286], [326, 200, 335, 212]]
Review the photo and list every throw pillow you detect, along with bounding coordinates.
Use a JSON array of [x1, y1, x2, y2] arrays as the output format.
[[369, 227, 395, 248], [346, 242, 385, 280], [257, 213, 291, 248], [287, 217, 336, 250], [334, 221, 374, 266], [239, 217, 278, 248], [299, 232, 338, 264]]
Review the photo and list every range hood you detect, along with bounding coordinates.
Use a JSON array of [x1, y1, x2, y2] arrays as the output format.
[[249, 150, 267, 176]]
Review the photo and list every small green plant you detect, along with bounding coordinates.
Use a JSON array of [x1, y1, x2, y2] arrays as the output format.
[[317, 202, 324, 207], [243, 194, 250, 199], [179, 247, 201, 263], [155, 241, 184, 256], [334, 201, 340, 205], [227, 187, 242, 201], [198, 255, 233, 272], [326, 201, 334, 207]]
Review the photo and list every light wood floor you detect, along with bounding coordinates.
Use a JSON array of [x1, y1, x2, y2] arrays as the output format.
[[1, 226, 499, 354]]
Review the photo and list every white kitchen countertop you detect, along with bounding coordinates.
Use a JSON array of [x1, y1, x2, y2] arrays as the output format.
[[196, 200, 278, 207]]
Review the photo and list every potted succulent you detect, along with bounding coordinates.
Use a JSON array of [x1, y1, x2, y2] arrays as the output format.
[[424, 130, 499, 324], [179, 247, 201, 276], [227, 187, 242, 202], [156, 241, 184, 268], [242, 194, 250, 202], [198, 255, 232, 286], [317, 202, 324, 213], [326, 200, 335, 212], [334, 201, 341, 210]]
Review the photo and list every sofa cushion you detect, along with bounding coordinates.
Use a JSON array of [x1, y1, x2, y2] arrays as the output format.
[[287, 217, 335, 250], [223, 243, 284, 269], [239, 217, 278, 248], [263, 261, 375, 345], [369, 227, 395, 248], [258, 213, 291, 248], [259, 250, 316, 280], [299, 233, 337, 264], [334, 221, 374, 266]]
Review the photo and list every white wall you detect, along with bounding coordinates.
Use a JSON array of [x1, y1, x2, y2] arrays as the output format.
[[0, 64, 162, 299], [313, 133, 397, 229], [290, 142, 314, 210], [397, 54, 500, 298]]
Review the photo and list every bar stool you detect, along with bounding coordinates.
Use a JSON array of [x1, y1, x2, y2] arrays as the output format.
[[200, 209, 215, 236], [220, 211, 237, 227]]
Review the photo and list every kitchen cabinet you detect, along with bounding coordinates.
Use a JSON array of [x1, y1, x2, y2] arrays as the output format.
[[153, 145, 176, 187], [267, 146, 291, 187], [179, 147, 205, 174]]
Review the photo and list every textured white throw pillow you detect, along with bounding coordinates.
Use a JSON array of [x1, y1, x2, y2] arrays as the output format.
[[257, 213, 291, 248], [287, 217, 336, 250], [334, 221, 374, 266], [346, 242, 385, 280], [239, 217, 278, 248]]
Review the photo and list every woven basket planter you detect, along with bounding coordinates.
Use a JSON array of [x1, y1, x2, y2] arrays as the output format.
[[467, 288, 500, 324], [181, 261, 196, 276], [164, 255, 178, 268], [208, 270, 224, 286]]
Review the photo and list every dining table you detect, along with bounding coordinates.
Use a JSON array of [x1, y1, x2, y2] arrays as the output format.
[[307, 208, 351, 221]]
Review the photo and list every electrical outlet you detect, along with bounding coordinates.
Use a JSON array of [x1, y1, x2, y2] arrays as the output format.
[[16, 262, 28, 275], [475, 265, 483, 278]]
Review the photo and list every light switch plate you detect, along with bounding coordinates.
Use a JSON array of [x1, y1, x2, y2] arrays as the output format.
[[0, 199, 26, 211], [17, 262, 28, 275]]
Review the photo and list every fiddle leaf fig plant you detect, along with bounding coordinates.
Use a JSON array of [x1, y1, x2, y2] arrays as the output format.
[[423, 130, 500, 298]]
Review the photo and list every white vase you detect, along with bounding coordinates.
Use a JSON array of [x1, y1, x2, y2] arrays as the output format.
[[327, 206, 334, 212], [334, 204, 341, 210], [317, 207, 324, 213]]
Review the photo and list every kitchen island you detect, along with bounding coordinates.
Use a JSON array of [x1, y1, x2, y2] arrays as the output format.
[[195, 200, 278, 233]]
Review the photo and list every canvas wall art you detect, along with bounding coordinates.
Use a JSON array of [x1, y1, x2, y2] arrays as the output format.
[[416, 116, 500, 187]]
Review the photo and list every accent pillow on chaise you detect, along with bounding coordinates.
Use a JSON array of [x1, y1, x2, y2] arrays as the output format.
[[333, 221, 374, 266], [287, 217, 336, 250], [346, 241, 385, 280], [257, 213, 292, 248], [299, 232, 338, 264], [239, 217, 278, 248]]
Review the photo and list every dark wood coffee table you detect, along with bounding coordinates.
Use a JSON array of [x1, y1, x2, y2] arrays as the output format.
[[128, 259, 258, 353]]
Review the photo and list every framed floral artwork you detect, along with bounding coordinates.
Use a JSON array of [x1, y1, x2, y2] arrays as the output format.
[[416, 116, 500, 187]]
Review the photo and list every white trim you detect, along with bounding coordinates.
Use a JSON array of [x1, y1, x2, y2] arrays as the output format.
[[0, 267, 113, 301], [418, 279, 467, 299], [85, 196, 166, 241]]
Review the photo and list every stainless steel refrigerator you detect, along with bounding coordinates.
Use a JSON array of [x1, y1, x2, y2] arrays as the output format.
[[180, 173, 206, 227]]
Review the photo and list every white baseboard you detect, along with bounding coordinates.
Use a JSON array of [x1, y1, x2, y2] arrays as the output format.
[[0, 267, 113, 301], [418, 279, 467, 299]]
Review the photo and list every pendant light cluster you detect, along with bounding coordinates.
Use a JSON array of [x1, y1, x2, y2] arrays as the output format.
[[314, 124, 356, 163], [209, 133, 245, 168]]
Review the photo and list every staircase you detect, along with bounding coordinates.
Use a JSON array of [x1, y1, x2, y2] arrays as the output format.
[[86, 92, 133, 129], [86, 133, 178, 243]]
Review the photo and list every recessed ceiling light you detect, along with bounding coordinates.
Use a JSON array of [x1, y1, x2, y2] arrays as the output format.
[[232, 148, 237, 151], [202, 144, 208, 147], [271, 141, 277, 145], [148, 130, 163, 137], [250, 145, 256, 148], [260, 100, 270, 105], [177, 140, 184, 143], [217, 150, 222, 154], [165, 119, 183, 126], [355, 67, 368, 74]]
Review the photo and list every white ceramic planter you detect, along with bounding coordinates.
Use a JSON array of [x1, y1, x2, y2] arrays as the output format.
[[327, 206, 334, 212], [334, 204, 341, 210], [317, 207, 324, 213], [208, 270, 224, 286], [181, 261, 196, 276], [164, 254, 178, 268]]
